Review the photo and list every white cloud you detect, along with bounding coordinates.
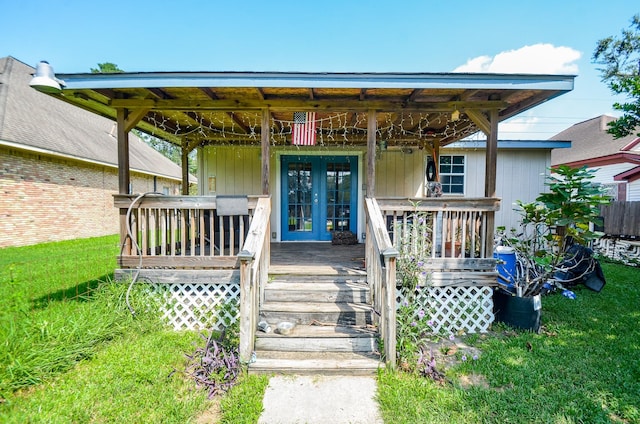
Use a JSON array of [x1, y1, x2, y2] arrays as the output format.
[[453, 44, 581, 74], [499, 116, 541, 137]]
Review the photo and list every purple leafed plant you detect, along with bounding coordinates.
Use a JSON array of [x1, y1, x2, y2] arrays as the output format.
[[183, 330, 241, 398], [417, 349, 447, 384]]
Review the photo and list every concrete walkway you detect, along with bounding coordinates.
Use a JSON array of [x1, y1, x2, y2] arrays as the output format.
[[258, 375, 383, 424]]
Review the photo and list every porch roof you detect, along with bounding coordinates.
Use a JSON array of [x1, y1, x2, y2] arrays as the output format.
[[34, 66, 575, 148]]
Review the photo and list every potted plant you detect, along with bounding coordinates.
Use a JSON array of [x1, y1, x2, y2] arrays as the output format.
[[493, 165, 611, 331]]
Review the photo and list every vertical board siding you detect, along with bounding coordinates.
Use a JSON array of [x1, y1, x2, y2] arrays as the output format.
[[202, 146, 262, 195], [375, 151, 425, 197]]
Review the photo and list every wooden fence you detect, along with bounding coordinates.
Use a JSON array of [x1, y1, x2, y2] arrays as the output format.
[[600, 201, 640, 237]]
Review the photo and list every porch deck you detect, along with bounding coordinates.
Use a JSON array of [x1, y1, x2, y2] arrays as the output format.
[[270, 242, 366, 275]]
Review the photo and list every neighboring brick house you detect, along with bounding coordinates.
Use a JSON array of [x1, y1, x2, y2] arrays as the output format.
[[0, 56, 191, 247], [551, 115, 640, 201]]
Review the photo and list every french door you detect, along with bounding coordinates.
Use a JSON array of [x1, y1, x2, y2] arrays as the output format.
[[281, 155, 357, 241]]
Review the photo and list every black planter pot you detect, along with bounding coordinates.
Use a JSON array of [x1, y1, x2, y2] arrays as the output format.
[[493, 290, 542, 332]]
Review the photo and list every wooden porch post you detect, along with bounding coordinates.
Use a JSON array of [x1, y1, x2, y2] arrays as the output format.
[[485, 109, 498, 198], [366, 109, 376, 198], [180, 139, 190, 195], [261, 108, 270, 195], [116, 109, 131, 255], [116, 108, 130, 195], [484, 109, 499, 256]]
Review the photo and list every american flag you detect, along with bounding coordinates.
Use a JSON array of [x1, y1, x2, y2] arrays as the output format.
[[292, 112, 317, 146]]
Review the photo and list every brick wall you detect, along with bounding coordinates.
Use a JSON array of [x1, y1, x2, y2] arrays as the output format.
[[0, 147, 182, 248]]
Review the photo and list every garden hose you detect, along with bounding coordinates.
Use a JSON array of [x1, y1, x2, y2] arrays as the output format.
[[120, 191, 165, 316]]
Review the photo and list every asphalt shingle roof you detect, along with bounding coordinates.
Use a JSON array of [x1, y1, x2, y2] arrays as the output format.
[[550, 115, 640, 165], [0, 56, 186, 181]]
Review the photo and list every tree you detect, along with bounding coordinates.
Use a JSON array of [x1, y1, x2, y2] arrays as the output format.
[[90, 62, 124, 73], [134, 130, 197, 176], [592, 14, 640, 138], [88, 62, 197, 176]]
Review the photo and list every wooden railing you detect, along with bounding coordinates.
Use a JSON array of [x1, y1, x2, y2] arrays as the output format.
[[114, 194, 267, 269], [364, 198, 398, 367], [238, 197, 271, 363], [377, 197, 500, 261]]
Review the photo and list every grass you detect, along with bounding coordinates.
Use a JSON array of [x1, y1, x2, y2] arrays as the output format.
[[2, 236, 638, 423], [0, 235, 265, 423], [377, 261, 640, 423]]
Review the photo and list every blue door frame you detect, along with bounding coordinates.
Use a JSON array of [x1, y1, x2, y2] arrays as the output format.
[[281, 155, 357, 241]]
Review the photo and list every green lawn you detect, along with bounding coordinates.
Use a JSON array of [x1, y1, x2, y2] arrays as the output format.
[[1, 237, 638, 423], [377, 261, 640, 423]]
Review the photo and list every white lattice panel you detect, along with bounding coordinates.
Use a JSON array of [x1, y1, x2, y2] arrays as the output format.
[[149, 282, 240, 331], [397, 286, 494, 334], [593, 237, 640, 266]]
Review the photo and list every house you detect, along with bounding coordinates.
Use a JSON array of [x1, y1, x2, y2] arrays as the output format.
[[29, 62, 575, 372], [551, 115, 640, 262], [0, 56, 191, 248], [551, 115, 640, 201]]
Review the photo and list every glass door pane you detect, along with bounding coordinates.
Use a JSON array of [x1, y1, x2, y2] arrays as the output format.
[[286, 162, 313, 233], [326, 162, 351, 233]]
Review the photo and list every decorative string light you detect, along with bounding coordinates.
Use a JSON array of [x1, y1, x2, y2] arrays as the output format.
[[143, 110, 479, 148]]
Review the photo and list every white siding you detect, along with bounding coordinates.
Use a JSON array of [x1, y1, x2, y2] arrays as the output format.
[[589, 163, 636, 184], [628, 179, 640, 201], [442, 147, 551, 231]]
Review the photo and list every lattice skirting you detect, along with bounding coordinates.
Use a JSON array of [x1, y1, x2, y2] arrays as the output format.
[[397, 286, 494, 334], [592, 237, 640, 266], [148, 282, 240, 331]]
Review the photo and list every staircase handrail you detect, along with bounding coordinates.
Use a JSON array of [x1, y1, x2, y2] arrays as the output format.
[[238, 196, 271, 363], [364, 197, 398, 367]]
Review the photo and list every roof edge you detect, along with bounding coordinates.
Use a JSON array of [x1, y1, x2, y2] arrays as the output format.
[[0, 139, 191, 182], [445, 139, 571, 149], [614, 165, 640, 182], [52, 69, 576, 91], [557, 152, 640, 168]]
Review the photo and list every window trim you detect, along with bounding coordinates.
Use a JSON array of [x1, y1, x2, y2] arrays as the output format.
[[438, 154, 466, 196]]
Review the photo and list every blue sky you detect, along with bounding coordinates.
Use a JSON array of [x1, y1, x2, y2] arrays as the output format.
[[2, 0, 638, 139]]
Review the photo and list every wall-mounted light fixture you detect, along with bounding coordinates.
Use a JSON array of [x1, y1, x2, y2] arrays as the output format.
[[29, 61, 65, 93]]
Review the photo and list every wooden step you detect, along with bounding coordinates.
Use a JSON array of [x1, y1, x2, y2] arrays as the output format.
[[255, 324, 377, 352], [248, 351, 382, 376], [260, 302, 374, 326], [264, 281, 370, 303], [268, 275, 368, 284]]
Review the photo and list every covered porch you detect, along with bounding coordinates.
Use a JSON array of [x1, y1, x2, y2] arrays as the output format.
[[30, 64, 575, 369]]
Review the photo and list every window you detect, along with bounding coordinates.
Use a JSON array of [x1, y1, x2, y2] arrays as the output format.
[[439, 155, 465, 194]]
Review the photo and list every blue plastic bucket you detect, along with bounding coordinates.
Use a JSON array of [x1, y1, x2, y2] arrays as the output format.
[[494, 246, 517, 286]]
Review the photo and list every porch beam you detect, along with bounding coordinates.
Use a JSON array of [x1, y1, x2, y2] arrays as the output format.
[[261, 108, 270, 195], [123, 108, 150, 133], [367, 109, 376, 197], [199, 88, 251, 134], [108, 98, 508, 112], [465, 109, 491, 135]]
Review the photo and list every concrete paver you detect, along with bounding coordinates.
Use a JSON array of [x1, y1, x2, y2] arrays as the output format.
[[258, 375, 383, 424]]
